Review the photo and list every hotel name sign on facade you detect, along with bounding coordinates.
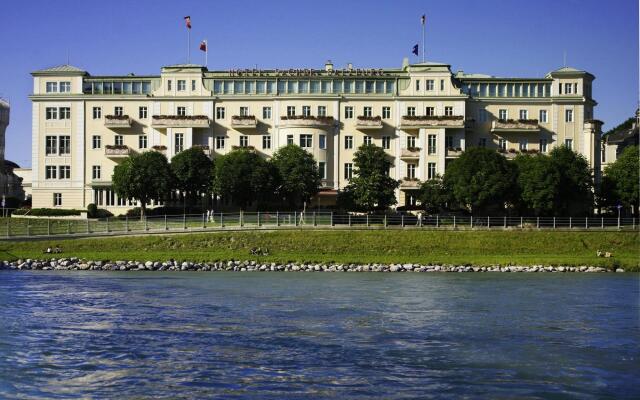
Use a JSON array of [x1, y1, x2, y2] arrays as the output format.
[[29, 59, 602, 211]]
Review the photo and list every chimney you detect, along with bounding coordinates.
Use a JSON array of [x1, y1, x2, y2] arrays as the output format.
[[324, 60, 334, 72], [347, 63, 353, 70]]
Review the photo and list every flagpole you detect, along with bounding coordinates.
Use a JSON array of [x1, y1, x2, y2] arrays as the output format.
[[421, 17, 425, 63], [188, 29, 191, 64], [205, 40, 208, 68]]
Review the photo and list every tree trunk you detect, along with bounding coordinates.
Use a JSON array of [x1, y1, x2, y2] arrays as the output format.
[[140, 202, 146, 221]]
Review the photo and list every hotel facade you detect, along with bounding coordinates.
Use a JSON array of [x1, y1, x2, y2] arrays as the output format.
[[30, 60, 602, 212]]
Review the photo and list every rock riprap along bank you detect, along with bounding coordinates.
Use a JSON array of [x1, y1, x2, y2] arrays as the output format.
[[1, 259, 625, 273]]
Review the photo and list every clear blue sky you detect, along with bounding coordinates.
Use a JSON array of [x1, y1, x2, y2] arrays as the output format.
[[0, 0, 637, 168]]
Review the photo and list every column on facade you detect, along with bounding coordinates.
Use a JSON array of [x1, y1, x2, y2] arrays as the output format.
[[418, 127, 426, 180], [437, 128, 446, 175]]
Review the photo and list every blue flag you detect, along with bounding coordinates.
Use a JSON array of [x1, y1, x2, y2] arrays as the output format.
[[412, 44, 419, 56]]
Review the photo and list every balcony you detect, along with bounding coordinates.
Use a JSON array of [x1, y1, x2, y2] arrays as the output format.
[[491, 119, 540, 132], [280, 115, 335, 128], [400, 147, 421, 160], [231, 115, 257, 129], [498, 149, 540, 159], [356, 116, 383, 130], [105, 145, 134, 159], [151, 115, 210, 128], [151, 145, 167, 156], [193, 145, 212, 156], [400, 115, 465, 129], [400, 178, 421, 189], [446, 147, 463, 158], [104, 115, 132, 128]]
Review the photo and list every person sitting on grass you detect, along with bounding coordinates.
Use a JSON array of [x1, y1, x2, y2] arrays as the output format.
[[53, 245, 62, 254], [44, 246, 52, 254]]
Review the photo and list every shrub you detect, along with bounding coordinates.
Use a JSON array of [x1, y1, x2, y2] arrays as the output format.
[[87, 203, 98, 218], [12, 208, 82, 216]]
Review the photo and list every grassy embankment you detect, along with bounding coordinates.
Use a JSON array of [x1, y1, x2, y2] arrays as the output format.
[[0, 230, 637, 270]]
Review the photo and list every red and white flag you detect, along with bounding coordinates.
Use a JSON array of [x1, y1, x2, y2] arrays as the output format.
[[199, 40, 207, 52], [184, 16, 191, 29]]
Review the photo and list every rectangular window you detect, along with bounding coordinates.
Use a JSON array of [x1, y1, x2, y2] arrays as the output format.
[[92, 107, 102, 119], [425, 107, 435, 116], [427, 162, 436, 180], [444, 106, 453, 116], [406, 106, 416, 117], [428, 134, 437, 154], [344, 163, 353, 179], [175, 133, 184, 153], [565, 109, 573, 122], [415, 79, 420, 91], [92, 135, 101, 149], [177, 107, 186, 116], [59, 136, 71, 155], [499, 109, 508, 120], [239, 136, 248, 147], [317, 106, 326, 117], [302, 106, 311, 117], [360, 106, 371, 118], [114, 106, 123, 117], [215, 136, 226, 149], [539, 139, 548, 153], [262, 107, 272, 119], [115, 135, 124, 146], [364, 136, 372, 145], [191, 80, 196, 91], [45, 107, 58, 120], [319, 134, 326, 149], [426, 80, 434, 91], [382, 107, 391, 119], [564, 139, 573, 150], [262, 135, 271, 149], [92, 165, 101, 180], [300, 134, 312, 148], [539, 109, 548, 123], [344, 106, 353, 119], [382, 136, 391, 149], [46, 82, 58, 93], [139, 106, 147, 119], [319, 162, 326, 180], [138, 135, 147, 149], [344, 135, 353, 149], [58, 107, 70, 119], [45, 136, 57, 155], [58, 165, 70, 179], [179, 80, 187, 91], [519, 109, 528, 120], [239, 106, 249, 117], [287, 134, 294, 145], [440, 79, 445, 91], [519, 139, 528, 152], [216, 107, 226, 119], [478, 138, 487, 147], [407, 135, 416, 148], [407, 163, 416, 179], [564, 83, 573, 94], [286, 106, 295, 117], [59, 81, 71, 93], [45, 166, 57, 179], [53, 193, 62, 207], [499, 138, 507, 150]]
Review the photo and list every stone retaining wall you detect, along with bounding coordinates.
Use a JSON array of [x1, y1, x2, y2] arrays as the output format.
[[0, 259, 625, 273]]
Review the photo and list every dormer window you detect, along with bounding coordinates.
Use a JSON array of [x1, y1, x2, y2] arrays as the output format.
[[177, 80, 186, 91]]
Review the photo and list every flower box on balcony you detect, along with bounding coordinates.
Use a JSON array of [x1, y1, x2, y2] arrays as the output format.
[[400, 147, 421, 159], [151, 115, 210, 128], [400, 177, 421, 188], [492, 119, 540, 132], [280, 115, 335, 128], [400, 115, 465, 128], [356, 115, 383, 129], [104, 115, 132, 128], [231, 145, 256, 151], [231, 115, 257, 128]]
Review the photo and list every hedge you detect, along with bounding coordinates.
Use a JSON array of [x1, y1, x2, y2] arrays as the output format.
[[12, 208, 83, 217]]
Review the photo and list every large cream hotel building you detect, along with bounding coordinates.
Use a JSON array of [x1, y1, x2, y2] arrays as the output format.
[[30, 60, 602, 212]]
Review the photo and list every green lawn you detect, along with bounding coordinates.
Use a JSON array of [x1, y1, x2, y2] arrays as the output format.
[[0, 230, 637, 270]]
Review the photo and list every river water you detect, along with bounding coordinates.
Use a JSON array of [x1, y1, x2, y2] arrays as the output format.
[[0, 272, 638, 399]]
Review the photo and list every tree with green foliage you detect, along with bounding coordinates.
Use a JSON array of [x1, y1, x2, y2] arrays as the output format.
[[418, 175, 449, 214], [171, 147, 213, 207], [112, 151, 173, 219], [513, 154, 561, 216], [548, 146, 593, 216], [344, 143, 399, 212], [271, 144, 320, 208], [603, 145, 639, 214], [212, 148, 276, 210], [443, 147, 517, 214]]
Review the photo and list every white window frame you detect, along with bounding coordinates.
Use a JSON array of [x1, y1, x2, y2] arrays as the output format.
[[345, 135, 353, 149], [216, 107, 226, 119], [92, 165, 101, 180], [262, 107, 272, 119], [382, 107, 391, 119], [92, 135, 101, 149]]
